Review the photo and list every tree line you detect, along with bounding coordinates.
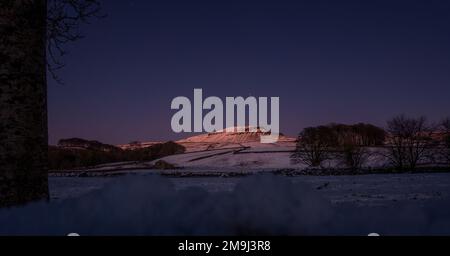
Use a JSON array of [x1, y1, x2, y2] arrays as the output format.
[[291, 115, 450, 171], [48, 140, 185, 170]]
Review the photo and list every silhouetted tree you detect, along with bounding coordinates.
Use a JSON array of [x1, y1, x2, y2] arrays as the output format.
[[329, 123, 385, 170], [0, 0, 102, 207], [331, 123, 386, 170], [339, 145, 369, 170], [385, 115, 434, 171], [440, 118, 450, 165], [291, 126, 337, 167], [47, 0, 103, 82], [329, 123, 385, 147], [292, 123, 386, 169]]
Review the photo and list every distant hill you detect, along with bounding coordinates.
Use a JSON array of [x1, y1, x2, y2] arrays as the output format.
[[50, 139, 185, 170], [117, 141, 162, 150], [117, 127, 296, 153], [178, 126, 272, 144], [58, 138, 120, 152]]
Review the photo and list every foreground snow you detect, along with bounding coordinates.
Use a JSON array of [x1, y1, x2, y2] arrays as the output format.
[[2, 174, 450, 235], [49, 172, 450, 207]]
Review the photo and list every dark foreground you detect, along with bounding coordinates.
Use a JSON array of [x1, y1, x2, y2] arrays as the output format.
[[1, 173, 450, 235]]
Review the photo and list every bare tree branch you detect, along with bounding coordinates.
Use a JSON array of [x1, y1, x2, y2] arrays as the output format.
[[385, 114, 436, 170], [46, 0, 105, 83]]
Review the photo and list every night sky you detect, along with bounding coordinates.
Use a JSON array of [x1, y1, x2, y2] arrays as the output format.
[[48, 0, 450, 145]]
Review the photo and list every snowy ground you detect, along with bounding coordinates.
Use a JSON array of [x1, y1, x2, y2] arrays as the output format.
[[10, 129, 450, 235], [49, 172, 450, 207], [1, 172, 449, 235], [55, 131, 398, 173]]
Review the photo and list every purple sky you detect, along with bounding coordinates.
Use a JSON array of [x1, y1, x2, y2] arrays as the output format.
[[48, 0, 450, 145]]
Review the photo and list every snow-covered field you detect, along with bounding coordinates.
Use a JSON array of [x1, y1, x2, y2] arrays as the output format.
[[55, 129, 401, 173], [1, 173, 449, 235], [49, 172, 450, 207], [17, 130, 448, 235]]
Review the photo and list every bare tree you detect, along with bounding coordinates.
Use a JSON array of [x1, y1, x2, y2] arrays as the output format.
[[440, 118, 450, 165], [443, 118, 450, 131], [339, 145, 370, 170], [291, 126, 337, 167], [47, 0, 103, 82], [329, 123, 385, 170], [0, 0, 102, 207], [385, 115, 435, 171], [292, 123, 385, 170]]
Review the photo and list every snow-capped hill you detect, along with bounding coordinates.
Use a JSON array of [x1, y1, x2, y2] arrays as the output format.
[[178, 129, 264, 144], [176, 126, 296, 152], [116, 126, 296, 154], [178, 126, 293, 143], [150, 127, 297, 170]]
